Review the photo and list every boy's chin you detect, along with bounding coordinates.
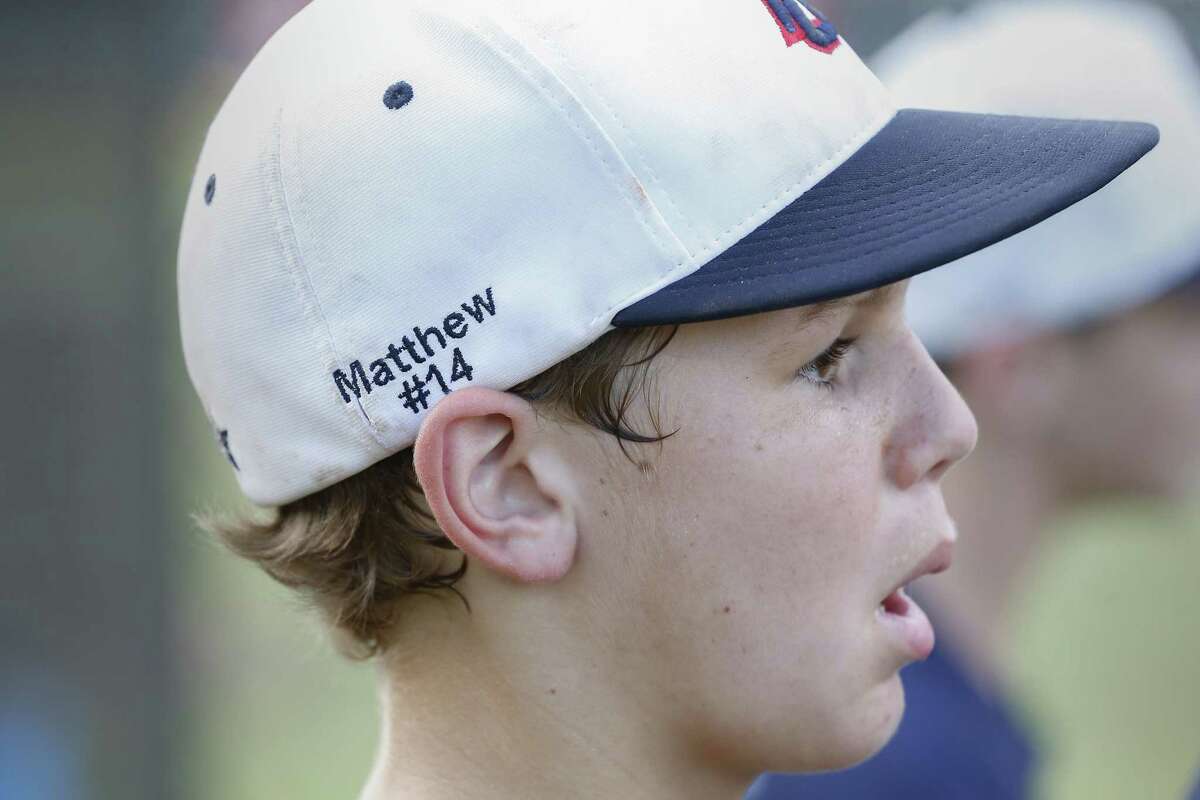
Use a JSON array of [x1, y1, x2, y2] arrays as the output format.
[[748, 673, 906, 776], [809, 672, 906, 773]]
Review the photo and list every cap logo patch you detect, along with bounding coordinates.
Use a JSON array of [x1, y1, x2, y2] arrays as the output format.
[[760, 0, 840, 53]]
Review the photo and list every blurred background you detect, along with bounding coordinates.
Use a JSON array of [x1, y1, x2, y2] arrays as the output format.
[[1, 1, 1197, 798]]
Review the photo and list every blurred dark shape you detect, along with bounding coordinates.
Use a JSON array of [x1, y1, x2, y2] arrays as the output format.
[[4, 0, 315, 787], [0, 0, 204, 797], [0, 669, 86, 800]]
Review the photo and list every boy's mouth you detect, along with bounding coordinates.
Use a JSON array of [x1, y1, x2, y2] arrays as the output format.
[[877, 588, 934, 661], [876, 539, 954, 661], [881, 586, 912, 616]]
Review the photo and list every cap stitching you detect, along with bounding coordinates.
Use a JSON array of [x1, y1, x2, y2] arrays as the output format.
[[585, 104, 897, 328], [670, 157, 1074, 290], [469, 9, 892, 329], [468, 17, 689, 276], [664, 121, 1114, 291], [271, 108, 389, 452], [521, 18, 703, 257], [763, 117, 1084, 225], [590, 103, 894, 326], [691, 105, 896, 264]]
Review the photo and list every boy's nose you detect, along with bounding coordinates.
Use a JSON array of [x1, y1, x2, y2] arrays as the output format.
[[885, 338, 979, 490]]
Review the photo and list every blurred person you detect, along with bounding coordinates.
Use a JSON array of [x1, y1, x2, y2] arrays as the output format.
[[752, 2, 1200, 798], [176, 0, 1157, 797]]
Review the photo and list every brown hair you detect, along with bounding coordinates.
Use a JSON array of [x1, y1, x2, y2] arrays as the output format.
[[202, 325, 680, 658]]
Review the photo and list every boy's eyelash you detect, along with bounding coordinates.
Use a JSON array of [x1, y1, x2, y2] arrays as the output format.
[[796, 337, 856, 390]]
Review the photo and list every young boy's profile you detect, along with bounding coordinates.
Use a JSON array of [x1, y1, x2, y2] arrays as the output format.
[[755, 2, 1200, 797], [176, 1, 1157, 797]]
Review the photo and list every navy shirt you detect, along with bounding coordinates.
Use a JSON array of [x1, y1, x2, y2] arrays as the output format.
[[748, 624, 1035, 799], [1188, 771, 1200, 800]]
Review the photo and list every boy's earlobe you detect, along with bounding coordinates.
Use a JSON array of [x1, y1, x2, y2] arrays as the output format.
[[413, 388, 577, 584]]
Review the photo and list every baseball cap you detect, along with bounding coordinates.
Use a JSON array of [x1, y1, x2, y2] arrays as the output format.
[[876, 0, 1200, 360], [178, 0, 1157, 506]]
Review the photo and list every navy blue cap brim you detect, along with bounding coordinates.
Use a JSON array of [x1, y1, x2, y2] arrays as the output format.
[[612, 109, 1159, 327]]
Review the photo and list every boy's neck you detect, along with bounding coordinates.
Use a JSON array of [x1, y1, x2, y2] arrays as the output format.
[[359, 598, 753, 800]]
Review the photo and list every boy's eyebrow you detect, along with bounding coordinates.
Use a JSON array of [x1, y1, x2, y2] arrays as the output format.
[[792, 283, 903, 329], [794, 297, 853, 327], [765, 283, 906, 364]]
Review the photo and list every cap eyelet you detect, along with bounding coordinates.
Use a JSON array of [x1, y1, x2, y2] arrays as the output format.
[[204, 174, 217, 205], [383, 81, 414, 110]]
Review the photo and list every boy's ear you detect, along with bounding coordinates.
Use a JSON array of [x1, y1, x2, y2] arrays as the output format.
[[412, 387, 577, 584]]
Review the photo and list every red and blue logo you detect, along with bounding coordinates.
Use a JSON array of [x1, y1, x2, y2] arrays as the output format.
[[760, 0, 841, 53]]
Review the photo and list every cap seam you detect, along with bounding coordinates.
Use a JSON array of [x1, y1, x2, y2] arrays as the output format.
[[518, 15, 704, 255], [778, 116, 1092, 226], [271, 108, 389, 453], [466, 15, 690, 279]]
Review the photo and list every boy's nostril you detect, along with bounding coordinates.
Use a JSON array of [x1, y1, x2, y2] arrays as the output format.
[[927, 457, 954, 484]]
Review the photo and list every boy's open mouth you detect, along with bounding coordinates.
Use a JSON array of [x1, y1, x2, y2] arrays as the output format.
[[880, 586, 912, 617], [876, 586, 934, 661], [876, 539, 955, 661]]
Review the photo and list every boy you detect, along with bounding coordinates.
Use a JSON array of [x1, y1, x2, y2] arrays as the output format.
[[176, 0, 1156, 796]]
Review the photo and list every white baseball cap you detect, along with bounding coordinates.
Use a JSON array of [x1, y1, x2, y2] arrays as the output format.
[[178, 0, 1157, 506], [876, 0, 1200, 360]]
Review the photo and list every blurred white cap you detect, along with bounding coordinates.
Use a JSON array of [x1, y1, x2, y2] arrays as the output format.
[[874, 0, 1200, 359]]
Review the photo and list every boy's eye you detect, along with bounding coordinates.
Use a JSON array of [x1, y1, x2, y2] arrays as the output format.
[[797, 337, 856, 390]]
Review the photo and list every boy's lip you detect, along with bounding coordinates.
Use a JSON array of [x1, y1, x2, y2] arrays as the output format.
[[891, 538, 955, 599], [877, 588, 936, 661], [875, 537, 955, 661]]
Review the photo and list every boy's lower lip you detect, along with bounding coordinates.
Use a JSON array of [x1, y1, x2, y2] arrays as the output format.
[[876, 587, 935, 661]]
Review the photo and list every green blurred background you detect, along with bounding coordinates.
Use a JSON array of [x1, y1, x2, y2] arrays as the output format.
[[2, 1, 1197, 798]]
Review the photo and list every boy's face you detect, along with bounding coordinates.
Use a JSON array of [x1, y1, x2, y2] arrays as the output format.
[[558, 281, 978, 774]]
